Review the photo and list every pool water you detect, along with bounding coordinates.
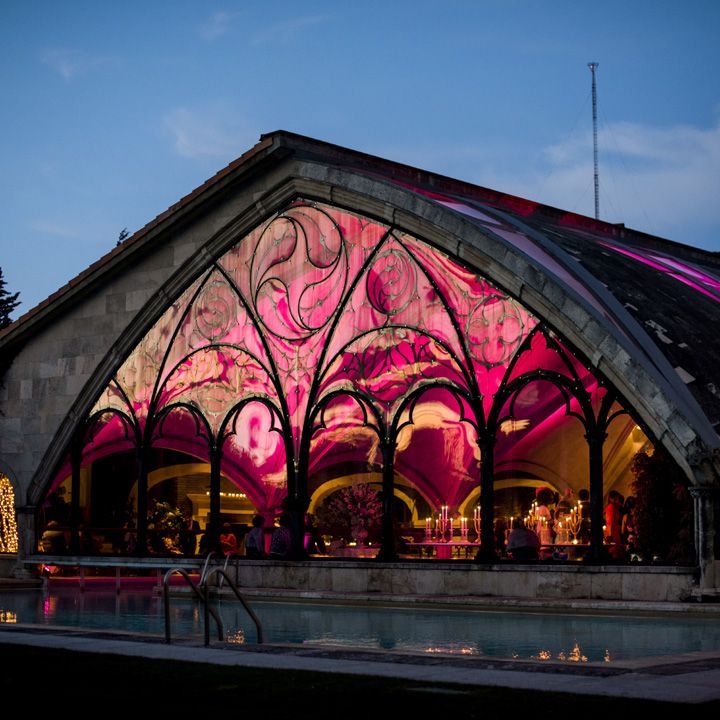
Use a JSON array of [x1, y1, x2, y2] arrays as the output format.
[[2, 588, 720, 664]]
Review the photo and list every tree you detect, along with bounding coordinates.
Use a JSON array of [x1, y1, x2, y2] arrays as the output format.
[[630, 448, 694, 563], [0, 266, 20, 329], [116, 227, 129, 246]]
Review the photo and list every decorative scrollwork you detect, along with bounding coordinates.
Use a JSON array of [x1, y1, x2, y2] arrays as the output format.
[[250, 208, 348, 340], [466, 293, 525, 367], [366, 247, 417, 316], [193, 279, 236, 341]]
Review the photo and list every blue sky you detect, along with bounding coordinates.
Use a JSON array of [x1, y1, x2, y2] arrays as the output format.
[[2, 1, 719, 320]]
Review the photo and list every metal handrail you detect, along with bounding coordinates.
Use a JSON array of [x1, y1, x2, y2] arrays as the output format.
[[203, 566, 264, 645], [219, 550, 244, 588], [162, 567, 224, 645], [199, 551, 217, 585]]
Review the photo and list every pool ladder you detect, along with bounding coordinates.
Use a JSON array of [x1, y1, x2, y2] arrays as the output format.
[[162, 557, 264, 647]]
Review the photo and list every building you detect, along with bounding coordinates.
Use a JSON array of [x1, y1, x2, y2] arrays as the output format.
[[1, 131, 718, 601]]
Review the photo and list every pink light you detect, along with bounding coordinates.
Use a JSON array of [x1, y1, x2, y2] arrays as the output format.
[[599, 241, 720, 303]]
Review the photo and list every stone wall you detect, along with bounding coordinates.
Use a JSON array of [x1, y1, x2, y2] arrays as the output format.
[[222, 560, 697, 604]]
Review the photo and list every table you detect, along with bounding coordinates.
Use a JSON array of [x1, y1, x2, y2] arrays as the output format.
[[406, 541, 479, 559], [541, 542, 590, 560]]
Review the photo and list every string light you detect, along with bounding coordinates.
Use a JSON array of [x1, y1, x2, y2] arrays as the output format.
[[0, 475, 19, 553]]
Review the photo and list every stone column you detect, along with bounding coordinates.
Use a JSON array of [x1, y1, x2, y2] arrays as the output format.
[[689, 486, 717, 591], [208, 443, 222, 554], [688, 440, 720, 593], [586, 429, 607, 563], [475, 433, 497, 562], [376, 437, 398, 562]]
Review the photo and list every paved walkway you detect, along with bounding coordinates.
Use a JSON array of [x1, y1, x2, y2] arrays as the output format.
[[2, 622, 720, 705]]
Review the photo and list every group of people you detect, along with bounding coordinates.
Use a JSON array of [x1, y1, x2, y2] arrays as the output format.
[[240, 511, 326, 558], [218, 513, 292, 559], [503, 486, 637, 562], [603, 490, 637, 560]]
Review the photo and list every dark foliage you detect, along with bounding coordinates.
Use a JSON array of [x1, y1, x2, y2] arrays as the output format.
[[0, 266, 20, 329], [630, 448, 694, 563]]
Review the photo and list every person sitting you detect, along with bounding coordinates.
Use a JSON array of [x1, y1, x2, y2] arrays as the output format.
[[506, 517, 541, 561], [219, 523, 238, 555], [41, 520, 67, 553], [244, 514, 266, 558]]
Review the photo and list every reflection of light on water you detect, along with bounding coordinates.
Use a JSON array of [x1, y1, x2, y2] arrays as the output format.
[[565, 643, 588, 663], [531, 650, 552, 661], [0, 609, 17, 623], [424, 645, 478, 656], [42, 595, 57, 619], [227, 629, 246, 645], [531, 643, 587, 663]]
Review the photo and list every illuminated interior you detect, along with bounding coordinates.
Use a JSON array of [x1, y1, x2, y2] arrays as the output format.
[[40, 200, 651, 560]]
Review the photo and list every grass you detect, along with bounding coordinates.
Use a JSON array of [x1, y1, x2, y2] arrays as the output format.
[[3, 643, 720, 717]]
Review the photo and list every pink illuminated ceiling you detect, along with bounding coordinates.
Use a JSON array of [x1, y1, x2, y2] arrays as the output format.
[[81, 200, 640, 512]]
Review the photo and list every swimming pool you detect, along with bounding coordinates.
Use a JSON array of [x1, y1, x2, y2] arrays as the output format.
[[2, 588, 720, 664]]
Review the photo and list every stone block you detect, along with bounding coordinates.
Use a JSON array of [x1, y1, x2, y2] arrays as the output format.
[[237, 563, 264, 587], [413, 567, 445, 596], [307, 564, 332, 592], [105, 294, 127, 314], [126, 289, 150, 313], [560, 295, 591, 332], [390, 567, 418, 595], [366, 567, 390, 593], [666, 412, 698, 447], [496, 568, 537, 598], [537, 570, 590, 599], [620, 569, 662, 601], [466, 566, 498, 596], [589, 570, 622, 599], [444, 567, 470, 596], [20, 380, 32, 400], [331, 566, 370, 594]]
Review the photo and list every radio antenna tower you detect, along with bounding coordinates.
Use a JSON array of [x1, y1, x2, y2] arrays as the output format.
[[588, 62, 600, 219]]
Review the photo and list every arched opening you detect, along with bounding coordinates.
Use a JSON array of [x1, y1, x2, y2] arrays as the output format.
[[34, 199, 688, 564]]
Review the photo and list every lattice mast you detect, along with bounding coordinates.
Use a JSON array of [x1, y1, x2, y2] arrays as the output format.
[[588, 62, 600, 219]]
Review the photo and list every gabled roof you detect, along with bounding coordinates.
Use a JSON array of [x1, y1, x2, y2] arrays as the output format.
[[3, 130, 719, 439]]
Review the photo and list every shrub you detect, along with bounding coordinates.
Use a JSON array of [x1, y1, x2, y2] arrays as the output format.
[[630, 449, 694, 563]]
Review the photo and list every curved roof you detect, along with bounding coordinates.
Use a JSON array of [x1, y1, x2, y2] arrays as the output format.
[[379, 177, 720, 445], [2, 130, 719, 469]]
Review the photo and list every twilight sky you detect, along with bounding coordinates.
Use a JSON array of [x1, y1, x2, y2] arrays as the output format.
[[2, 0, 719, 320]]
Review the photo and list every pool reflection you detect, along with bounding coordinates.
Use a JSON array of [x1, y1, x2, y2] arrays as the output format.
[[2, 590, 720, 664]]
